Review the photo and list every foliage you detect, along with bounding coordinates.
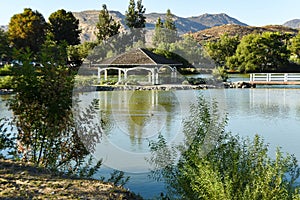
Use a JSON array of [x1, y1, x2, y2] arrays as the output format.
[[125, 0, 146, 42], [212, 66, 228, 82], [2, 48, 103, 177], [151, 35, 213, 71], [8, 8, 47, 55], [0, 118, 17, 158], [37, 38, 68, 66], [288, 32, 300, 64], [48, 9, 81, 45], [148, 95, 300, 200], [204, 34, 239, 67], [96, 4, 121, 43], [227, 32, 290, 72], [106, 170, 130, 187], [0, 29, 11, 60], [152, 9, 178, 46], [125, 0, 146, 29], [67, 42, 97, 68], [0, 76, 14, 89], [0, 65, 13, 76], [164, 9, 177, 31]]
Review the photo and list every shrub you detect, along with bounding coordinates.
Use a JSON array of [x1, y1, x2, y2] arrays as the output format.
[[0, 76, 14, 89], [0, 65, 13, 76], [148, 95, 300, 200]]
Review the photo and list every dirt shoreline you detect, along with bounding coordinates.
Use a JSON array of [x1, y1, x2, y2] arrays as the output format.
[[0, 159, 143, 200]]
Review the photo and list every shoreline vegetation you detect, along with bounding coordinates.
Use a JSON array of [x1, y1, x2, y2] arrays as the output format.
[[0, 159, 143, 200]]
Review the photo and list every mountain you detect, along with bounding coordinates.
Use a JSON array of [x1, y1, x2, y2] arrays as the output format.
[[283, 19, 300, 29], [72, 10, 127, 42], [188, 13, 247, 27], [144, 12, 209, 33], [72, 10, 248, 42], [189, 24, 299, 43]]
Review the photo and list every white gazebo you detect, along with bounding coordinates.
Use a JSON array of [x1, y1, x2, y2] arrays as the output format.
[[92, 48, 183, 85]]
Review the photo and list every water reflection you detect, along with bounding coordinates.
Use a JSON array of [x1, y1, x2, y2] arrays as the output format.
[[97, 90, 181, 145]]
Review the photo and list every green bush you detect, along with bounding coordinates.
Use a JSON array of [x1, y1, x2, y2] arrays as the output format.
[[212, 66, 228, 82], [149, 95, 300, 200], [0, 65, 13, 76], [0, 76, 14, 89]]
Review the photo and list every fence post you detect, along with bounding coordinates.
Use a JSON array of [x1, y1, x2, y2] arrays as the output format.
[[284, 74, 288, 82]]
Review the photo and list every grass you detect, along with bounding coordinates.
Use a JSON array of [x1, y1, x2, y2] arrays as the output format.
[[0, 159, 143, 200]]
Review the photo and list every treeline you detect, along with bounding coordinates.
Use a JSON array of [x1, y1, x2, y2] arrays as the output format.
[[0, 0, 149, 68], [203, 31, 300, 73]]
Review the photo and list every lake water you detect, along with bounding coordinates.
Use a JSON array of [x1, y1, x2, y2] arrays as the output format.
[[1, 88, 300, 199]]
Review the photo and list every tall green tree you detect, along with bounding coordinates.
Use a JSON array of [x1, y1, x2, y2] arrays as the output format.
[[96, 4, 121, 43], [8, 8, 47, 54], [152, 9, 178, 46], [0, 29, 11, 60], [5, 46, 102, 175], [136, 0, 146, 28], [288, 32, 300, 64], [204, 33, 239, 67], [48, 9, 81, 45], [164, 9, 176, 31], [125, 0, 146, 29], [227, 32, 290, 72], [125, 0, 146, 43]]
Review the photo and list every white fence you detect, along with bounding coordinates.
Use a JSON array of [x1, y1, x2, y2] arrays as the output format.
[[250, 73, 300, 82]]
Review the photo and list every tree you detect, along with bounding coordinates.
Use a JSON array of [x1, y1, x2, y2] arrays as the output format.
[[48, 9, 81, 45], [125, 0, 146, 43], [8, 8, 47, 54], [125, 0, 146, 29], [288, 32, 300, 64], [152, 17, 165, 46], [148, 95, 300, 200], [164, 9, 176, 31], [152, 9, 178, 46], [0, 29, 11, 60], [3, 47, 103, 176], [204, 34, 239, 67], [96, 4, 121, 43], [227, 32, 290, 72], [67, 41, 97, 67]]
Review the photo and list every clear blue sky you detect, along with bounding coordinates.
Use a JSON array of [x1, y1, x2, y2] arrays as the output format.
[[1, 0, 300, 26]]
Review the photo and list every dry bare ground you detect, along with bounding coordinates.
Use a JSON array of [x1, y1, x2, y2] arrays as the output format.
[[0, 159, 143, 200]]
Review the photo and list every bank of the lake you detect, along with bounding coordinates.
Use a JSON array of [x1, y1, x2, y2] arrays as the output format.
[[0, 159, 143, 199]]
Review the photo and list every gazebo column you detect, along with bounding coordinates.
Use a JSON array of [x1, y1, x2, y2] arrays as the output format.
[[98, 67, 101, 83], [104, 69, 107, 81], [148, 72, 152, 83], [155, 71, 159, 85], [118, 69, 122, 82], [124, 69, 128, 80], [152, 69, 155, 85], [172, 67, 177, 83]]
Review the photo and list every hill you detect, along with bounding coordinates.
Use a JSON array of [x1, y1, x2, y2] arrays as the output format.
[[72, 10, 247, 42], [283, 19, 300, 29], [189, 24, 299, 43], [187, 13, 247, 27], [0, 159, 142, 199]]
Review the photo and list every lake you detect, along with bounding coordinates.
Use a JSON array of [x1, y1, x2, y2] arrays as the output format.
[[1, 87, 300, 199]]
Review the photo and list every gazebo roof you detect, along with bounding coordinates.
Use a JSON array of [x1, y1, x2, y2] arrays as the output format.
[[93, 48, 183, 67]]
